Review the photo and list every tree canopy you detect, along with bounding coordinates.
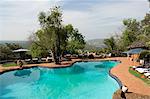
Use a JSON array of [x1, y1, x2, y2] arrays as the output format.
[[103, 13, 150, 55], [104, 37, 116, 51], [0, 43, 22, 60], [65, 24, 85, 54], [30, 6, 85, 64]]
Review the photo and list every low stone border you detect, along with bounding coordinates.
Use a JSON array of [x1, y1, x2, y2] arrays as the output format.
[[109, 69, 122, 88]]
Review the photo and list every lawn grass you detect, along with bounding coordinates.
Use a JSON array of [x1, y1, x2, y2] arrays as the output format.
[[2, 62, 18, 67], [129, 67, 150, 86]]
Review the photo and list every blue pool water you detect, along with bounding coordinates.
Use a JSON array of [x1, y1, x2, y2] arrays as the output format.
[[0, 61, 120, 99]]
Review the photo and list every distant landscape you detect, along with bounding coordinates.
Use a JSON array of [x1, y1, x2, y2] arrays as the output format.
[[86, 39, 106, 47], [0, 39, 106, 50], [0, 40, 30, 48]]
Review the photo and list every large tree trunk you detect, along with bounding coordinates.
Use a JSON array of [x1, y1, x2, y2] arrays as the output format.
[[51, 47, 60, 64], [52, 31, 61, 64], [54, 48, 61, 64]]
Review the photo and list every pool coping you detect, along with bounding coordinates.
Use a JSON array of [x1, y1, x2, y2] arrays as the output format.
[[0, 60, 114, 74], [109, 70, 122, 88]]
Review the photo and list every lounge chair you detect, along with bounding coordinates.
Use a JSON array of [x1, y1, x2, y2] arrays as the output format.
[[135, 68, 150, 73], [32, 58, 39, 63], [41, 58, 47, 62], [24, 59, 31, 64], [144, 72, 150, 77], [131, 66, 137, 69]]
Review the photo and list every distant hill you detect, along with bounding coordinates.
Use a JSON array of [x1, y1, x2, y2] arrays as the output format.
[[0, 41, 30, 48], [85, 39, 106, 50], [0, 39, 106, 50]]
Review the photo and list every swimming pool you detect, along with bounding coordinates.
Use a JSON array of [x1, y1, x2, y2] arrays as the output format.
[[0, 61, 120, 99]]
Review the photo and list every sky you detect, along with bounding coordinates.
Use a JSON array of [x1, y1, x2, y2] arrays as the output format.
[[0, 0, 149, 41]]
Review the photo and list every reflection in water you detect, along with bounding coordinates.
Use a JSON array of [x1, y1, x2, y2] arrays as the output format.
[[70, 65, 85, 74], [95, 64, 106, 68], [51, 65, 85, 75], [95, 62, 116, 69], [14, 70, 31, 77]]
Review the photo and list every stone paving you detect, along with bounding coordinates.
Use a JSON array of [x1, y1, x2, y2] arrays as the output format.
[[111, 57, 150, 96]]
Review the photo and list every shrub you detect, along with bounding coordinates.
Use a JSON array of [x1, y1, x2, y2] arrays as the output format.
[[139, 50, 150, 59], [88, 54, 94, 59]]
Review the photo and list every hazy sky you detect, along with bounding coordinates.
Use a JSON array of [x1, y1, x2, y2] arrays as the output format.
[[0, 0, 149, 41]]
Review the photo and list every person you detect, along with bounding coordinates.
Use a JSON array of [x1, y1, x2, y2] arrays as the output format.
[[121, 85, 128, 99], [17, 59, 23, 69]]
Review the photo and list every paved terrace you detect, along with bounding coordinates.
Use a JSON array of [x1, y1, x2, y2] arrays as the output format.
[[0, 59, 81, 73], [110, 57, 150, 96], [0, 57, 150, 96]]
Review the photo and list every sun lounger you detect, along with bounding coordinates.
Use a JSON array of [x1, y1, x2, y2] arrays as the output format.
[[131, 66, 137, 69], [144, 72, 150, 77], [135, 68, 149, 73], [32, 58, 39, 63], [24, 59, 31, 64]]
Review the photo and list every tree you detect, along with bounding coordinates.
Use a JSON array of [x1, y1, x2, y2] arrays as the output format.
[[102, 13, 150, 54], [36, 6, 68, 64], [140, 13, 150, 48], [5, 43, 22, 50], [104, 37, 116, 52], [30, 6, 85, 64], [65, 24, 86, 54], [0, 44, 11, 60], [121, 19, 140, 47], [30, 42, 48, 58], [0, 43, 22, 60], [113, 13, 150, 51]]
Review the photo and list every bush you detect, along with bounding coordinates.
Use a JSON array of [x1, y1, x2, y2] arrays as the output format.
[[139, 50, 150, 59], [88, 54, 94, 59]]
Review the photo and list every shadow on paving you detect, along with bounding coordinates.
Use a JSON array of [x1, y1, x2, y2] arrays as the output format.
[[113, 89, 150, 99]]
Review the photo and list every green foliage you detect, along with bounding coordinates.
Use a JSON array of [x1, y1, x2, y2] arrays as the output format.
[[5, 43, 22, 50], [30, 42, 48, 58], [0, 43, 22, 60], [122, 19, 140, 47], [65, 24, 85, 54], [106, 13, 150, 53], [2, 62, 17, 67], [30, 6, 85, 63], [32, 6, 68, 64], [99, 48, 109, 53], [104, 37, 116, 52], [146, 41, 150, 48], [139, 50, 150, 59], [122, 14, 150, 49], [140, 13, 150, 45]]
